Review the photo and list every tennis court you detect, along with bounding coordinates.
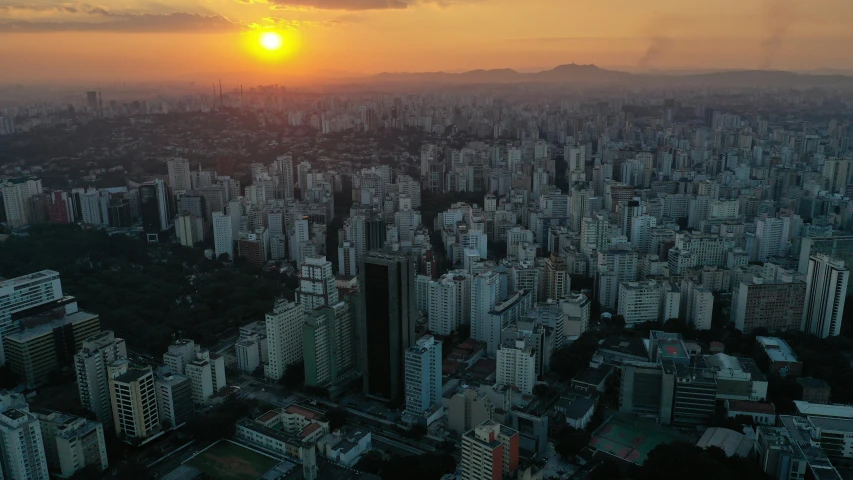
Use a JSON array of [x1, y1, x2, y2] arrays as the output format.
[[589, 418, 682, 465]]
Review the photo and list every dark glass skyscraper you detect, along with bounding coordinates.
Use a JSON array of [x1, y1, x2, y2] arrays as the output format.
[[358, 250, 415, 403]]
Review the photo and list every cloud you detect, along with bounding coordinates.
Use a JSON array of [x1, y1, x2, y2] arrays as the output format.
[[638, 36, 674, 68], [0, 4, 246, 32], [265, 0, 476, 10]]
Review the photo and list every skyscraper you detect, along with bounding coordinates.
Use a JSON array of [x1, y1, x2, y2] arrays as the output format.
[[167, 158, 192, 193], [139, 179, 172, 235], [404, 335, 442, 417], [358, 251, 415, 402], [802, 255, 849, 338], [264, 299, 305, 381], [302, 302, 355, 388], [297, 256, 339, 314], [276, 155, 295, 200]]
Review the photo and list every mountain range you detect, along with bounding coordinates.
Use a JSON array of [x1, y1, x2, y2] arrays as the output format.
[[362, 63, 853, 88]]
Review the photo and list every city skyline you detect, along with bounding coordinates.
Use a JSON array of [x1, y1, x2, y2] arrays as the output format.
[[2, 0, 853, 83]]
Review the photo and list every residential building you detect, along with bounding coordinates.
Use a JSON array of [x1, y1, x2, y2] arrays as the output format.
[[404, 335, 442, 418], [802, 254, 848, 338], [446, 388, 494, 435], [617, 281, 660, 325], [297, 256, 339, 314], [155, 372, 193, 429], [730, 278, 806, 333], [74, 331, 127, 425], [34, 410, 107, 478], [0, 391, 49, 480], [460, 420, 519, 480], [496, 340, 536, 395], [265, 299, 305, 381], [108, 364, 160, 440], [302, 303, 355, 388]]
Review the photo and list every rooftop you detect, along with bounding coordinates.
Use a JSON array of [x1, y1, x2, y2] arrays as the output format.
[[756, 336, 799, 363], [795, 401, 853, 419], [808, 416, 853, 434], [6, 310, 99, 343], [727, 401, 776, 415], [0, 270, 59, 290]]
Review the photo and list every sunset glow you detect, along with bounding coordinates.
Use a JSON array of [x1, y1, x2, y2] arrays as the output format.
[[259, 32, 283, 52]]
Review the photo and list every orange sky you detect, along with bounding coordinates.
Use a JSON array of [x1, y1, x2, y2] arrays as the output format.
[[1, 0, 852, 84]]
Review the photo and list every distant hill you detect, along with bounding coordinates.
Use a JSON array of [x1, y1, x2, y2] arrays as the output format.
[[361, 64, 853, 88]]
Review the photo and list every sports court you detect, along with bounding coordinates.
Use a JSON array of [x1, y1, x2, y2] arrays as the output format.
[[185, 440, 283, 480], [589, 417, 683, 465]]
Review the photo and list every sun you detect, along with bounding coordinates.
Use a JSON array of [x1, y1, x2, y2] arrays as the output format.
[[260, 32, 284, 51]]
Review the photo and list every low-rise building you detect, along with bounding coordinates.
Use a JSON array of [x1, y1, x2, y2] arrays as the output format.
[[797, 377, 831, 404], [725, 400, 776, 425], [317, 428, 371, 467], [756, 336, 803, 377]]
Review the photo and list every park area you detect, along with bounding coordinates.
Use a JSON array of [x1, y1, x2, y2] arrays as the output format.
[[186, 440, 282, 480], [589, 417, 687, 465]]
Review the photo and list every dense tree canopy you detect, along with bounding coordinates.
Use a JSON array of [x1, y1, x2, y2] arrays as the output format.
[[0, 225, 294, 354], [638, 442, 770, 480]]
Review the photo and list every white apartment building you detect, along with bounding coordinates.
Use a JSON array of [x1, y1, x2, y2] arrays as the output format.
[[74, 331, 127, 425], [297, 256, 339, 314], [618, 281, 661, 325], [470, 272, 500, 346], [427, 272, 471, 336], [802, 254, 849, 338], [212, 212, 235, 260], [185, 349, 226, 405], [265, 299, 305, 380], [404, 335, 442, 417], [691, 286, 715, 330], [35, 410, 107, 478], [496, 340, 536, 395], [0, 401, 49, 480]]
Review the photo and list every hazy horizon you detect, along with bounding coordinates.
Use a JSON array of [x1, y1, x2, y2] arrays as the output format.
[[2, 0, 853, 84]]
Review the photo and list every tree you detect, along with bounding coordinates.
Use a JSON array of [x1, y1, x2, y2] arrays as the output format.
[[638, 442, 771, 480], [279, 361, 305, 389], [554, 427, 591, 459], [326, 407, 348, 432]]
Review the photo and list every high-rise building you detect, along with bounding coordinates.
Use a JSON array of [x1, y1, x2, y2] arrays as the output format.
[[277, 155, 295, 200], [1, 178, 41, 229], [731, 278, 806, 333], [0, 391, 49, 480], [297, 256, 339, 314], [74, 331, 127, 425], [470, 271, 500, 347], [617, 281, 661, 325], [543, 255, 571, 301], [799, 236, 853, 294], [358, 251, 415, 402], [34, 410, 108, 478], [139, 179, 172, 235], [427, 273, 471, 336], [802, 255, 849, 338], [302, 302, 355, 388], [185, 349, 226, 406], [167, 158, 192, 193], [108, 364, 159, 440], [756, 217, 790, 262], [496, 340, 536, 395], [264, 299, 305, 381], [338, 241, 357, 276], [460, 420, 519, 480], [404, 335, 442, 417], [0, 270, 65, 364], [155, 372, 193, 429], [212, 212, 236, 260], [5, 306, 100, 388]]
